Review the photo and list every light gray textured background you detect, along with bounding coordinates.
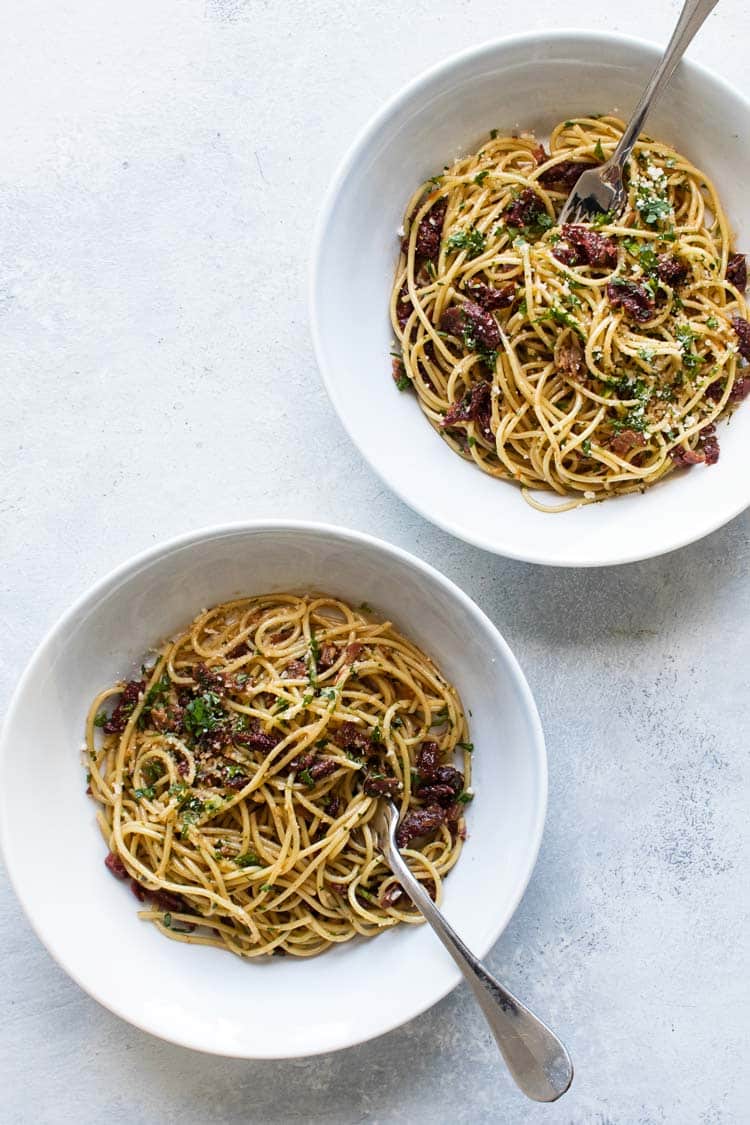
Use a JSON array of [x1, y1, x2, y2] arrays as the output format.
[[2, 1, 749, 1122]]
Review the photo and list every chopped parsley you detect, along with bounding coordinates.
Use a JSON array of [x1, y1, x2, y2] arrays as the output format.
[[235, 853, 260, 867], [432, 706, 450, 725], [273, 698, 290, 715], [134, 786, 155, 800], [474, 170, 489, 185], [635, 188, 671, 227], [594, 139, 605, 161], [299, 768, 315, 788], [163, 913, 172, 928], [260, 883, 275, 892], [370, 725, 383, 744], [490, 128, 499, 139], [581, 438, 592, 456], [457, 741, 474, 753], [675, 323, 704, 371], [446, 227, 486, 259], [706, 316, 719, 330], [624, 238, 659, 275], [143, 672, 171, 711], [178, 794, 205, 836], [537, 304, 585, 340], [457, 791, 474, 804], [183, 692, 224, 737], [93, 711, 108, 728], [395, 373, 411, 391]]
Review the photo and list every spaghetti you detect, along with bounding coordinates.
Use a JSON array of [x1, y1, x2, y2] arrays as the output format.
[[390, 116, 750, 511], [86, 594, 472, 958]]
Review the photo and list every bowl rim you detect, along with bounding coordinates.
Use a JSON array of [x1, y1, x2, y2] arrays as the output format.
[[0, 519, 548, 1058], [309, 28, 750, 567]]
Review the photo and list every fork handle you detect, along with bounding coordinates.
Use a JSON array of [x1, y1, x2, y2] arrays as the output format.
[[382, 836, 573, 1103], [612, 0, 719, 168]]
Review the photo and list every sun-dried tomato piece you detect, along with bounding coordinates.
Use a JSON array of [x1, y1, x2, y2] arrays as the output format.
[[727, 253, 747, 291], [607, 279, 655, 322], [441, 301, 501, 351], [731, 315, 750, 360], [538, 160, 598, 191]]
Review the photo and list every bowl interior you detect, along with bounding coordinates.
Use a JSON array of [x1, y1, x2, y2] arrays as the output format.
[[0, 524, 545, 1057], [312, 32, 750, 565]]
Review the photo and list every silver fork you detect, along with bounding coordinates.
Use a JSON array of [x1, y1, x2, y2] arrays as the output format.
[[558, 0, 719, 225], [373, 800, 573, 1103]]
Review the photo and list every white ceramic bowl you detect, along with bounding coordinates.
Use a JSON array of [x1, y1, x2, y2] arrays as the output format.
[[311, 31, 750, 566], [0, 522, 546, 1057]]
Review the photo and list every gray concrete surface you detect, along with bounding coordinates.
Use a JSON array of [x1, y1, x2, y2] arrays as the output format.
[[1, 1, 748, 1122]]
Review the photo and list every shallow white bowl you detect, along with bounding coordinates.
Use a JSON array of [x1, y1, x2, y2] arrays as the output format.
[[311, 31, 750, 566], [0, 522, 546, 1057]]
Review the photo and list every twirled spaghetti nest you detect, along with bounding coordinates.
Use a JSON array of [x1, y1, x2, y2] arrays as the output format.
[[391, 116, 749, 511], [86, 594, 472, 958]]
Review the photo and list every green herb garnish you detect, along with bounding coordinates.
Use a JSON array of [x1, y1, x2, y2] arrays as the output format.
[[134, 786, 155, 800], [93, 711, 108, 728], [447, 227, 486, 259], [183, 692, 224, 737], [235, 853, 260, 867]]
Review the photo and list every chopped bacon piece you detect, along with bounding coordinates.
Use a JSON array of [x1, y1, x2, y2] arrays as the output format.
[[554, 224, 617, 268], [538, 160, 598, 191], [441, 301, 501, 352], [531, 144, 549, 166], [656, 254, 688, 287], [442, 382, 493, 443], [555, 336, 585, 379], [395, 804, 447, 848], [105, 851, 128, 880], [503, 187, 546, 228], [103, 679, 144, 734], [344, 642, 363, 662], [412, 197, 447, 261], [609, 429, 646, 457], [731, 315, 750, 360], [727, 253, 747, 291], [464, 280, 516, 311], [607, 279, 655, 323]]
